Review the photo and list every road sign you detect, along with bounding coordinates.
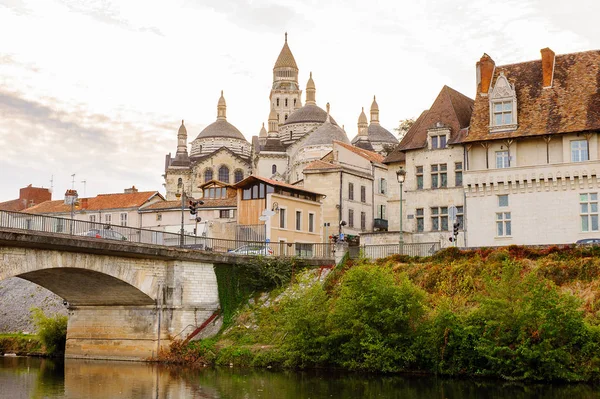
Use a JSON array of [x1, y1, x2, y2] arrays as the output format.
[[448, 205, 458, 221], [339, 233, 345, 241]]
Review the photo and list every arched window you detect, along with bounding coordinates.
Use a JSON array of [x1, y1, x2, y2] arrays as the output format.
[[294, 98, 297, 107], [272, 164, 277, 174], [276, 98, 280, 106], [198, 145, 202, 153], [234, 169, 244, 183], [289, 132, 293, 140], [204, 169, 213, 182], [219, 165, 230, 183], [285, 98, 288, 107]]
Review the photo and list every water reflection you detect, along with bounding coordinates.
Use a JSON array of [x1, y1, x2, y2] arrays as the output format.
[[1, 356, 599, 399]]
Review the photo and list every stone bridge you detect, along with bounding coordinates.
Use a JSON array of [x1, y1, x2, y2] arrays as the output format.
[[0, 228, 332, 360]]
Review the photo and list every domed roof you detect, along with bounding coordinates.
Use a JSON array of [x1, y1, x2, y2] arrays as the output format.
[[274, 33, 298, 70], [304, 119, 349, 147], [306, 72, 315, 90], [259, 123, 267, 138], [371, 95, 379, 112], [195, 119, 247, 141], [367, 124, 398, 144], [178, 119, 187, 135], [358, 108, 368, 125], [283, 104, 338, 126]]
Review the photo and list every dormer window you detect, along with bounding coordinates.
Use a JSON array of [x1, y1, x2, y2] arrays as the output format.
[[427, 125, 449, 150], [431, 134, 447, 149], [489, 72, 518, 132]]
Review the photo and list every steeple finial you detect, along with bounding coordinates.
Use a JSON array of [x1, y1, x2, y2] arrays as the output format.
[[370, 95, 380, 125], [285, 32, 288, 42], [325, 102, 331, 123], [306, 72, 316, 105], [217, 91, 227, 120]]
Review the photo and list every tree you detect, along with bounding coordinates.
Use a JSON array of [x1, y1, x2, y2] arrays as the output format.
[[394, 118, 415, 142]]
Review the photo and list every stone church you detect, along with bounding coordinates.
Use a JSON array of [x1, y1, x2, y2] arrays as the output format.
[[163, 34, 398, 200]]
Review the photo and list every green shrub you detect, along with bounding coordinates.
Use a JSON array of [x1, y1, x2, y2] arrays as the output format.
[[30, 307, 67, 355]]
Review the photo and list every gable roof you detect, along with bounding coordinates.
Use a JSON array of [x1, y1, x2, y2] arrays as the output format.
[[333, 140, 385, 163], [24, 191, 163, 214], [190, 146, 251, 164], [463, 49, 600, 143], [233, 175, 323, 197], [304, 159, 340, 171]]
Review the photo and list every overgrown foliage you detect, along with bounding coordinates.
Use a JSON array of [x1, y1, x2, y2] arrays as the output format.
[[30, 307, 67, 355], [179, 246, 600, 381]]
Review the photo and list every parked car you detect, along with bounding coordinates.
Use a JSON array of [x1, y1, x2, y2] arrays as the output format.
[[576, 238, 600, 245], [228, 244, 273, 256], [78, 229, 127, 241]]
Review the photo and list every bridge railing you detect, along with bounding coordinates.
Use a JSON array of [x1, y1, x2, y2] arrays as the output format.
[[0, 210, 333, 260], [349, 242, 441, 259]]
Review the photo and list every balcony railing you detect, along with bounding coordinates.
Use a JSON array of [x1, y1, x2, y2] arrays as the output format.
[[0, 210, 333, 260], [373, 218, 388, 231]]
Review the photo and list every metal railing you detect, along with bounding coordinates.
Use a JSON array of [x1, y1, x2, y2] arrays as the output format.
[[351, 242, 441, 259], [0, 210, 333, 260]]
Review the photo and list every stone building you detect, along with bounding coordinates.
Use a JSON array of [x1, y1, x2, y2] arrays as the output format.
[[458, 48, 600, 246]]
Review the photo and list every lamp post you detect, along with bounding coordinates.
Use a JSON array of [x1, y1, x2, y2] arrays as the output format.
[[396, 168, 406, 254], [64, 189, 78, 235], [176, 180, 186, 247]]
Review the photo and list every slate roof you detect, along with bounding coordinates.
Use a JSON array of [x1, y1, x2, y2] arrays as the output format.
[[24, 191, 162, 214], [462, 50, 600, 143], [194, 119, 247, 141], [283, 104, 338, 126], [367, 124, 398, 144]]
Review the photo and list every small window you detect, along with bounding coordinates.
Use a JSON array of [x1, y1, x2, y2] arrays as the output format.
[[280, 208, 286, 228], [204, 169, 213, 182], [496, 212, 512, 236], [276, 98, 280, 106], [309, 213, 314, 233], [295, 211, 301, 231], [430, 207, 448, 231], [360, 186, 366, 203], [272, 164, 277, 174], [348, 183, 354, 201], [156, 214, 162, 221], [234, 169, 244, 183], [455, 162, 463, 186], [580, 193, 599, 232], [379, 178, 387, 194], [431, 164, 447, 189], [89, 215, 96, 223], [498, 195, 509, 207], [416, 208, 424, 232], [496, 151, 510, 168], [377, 205, 386, 219], [120, 213, 127, 226], [416, 166, 423, 190], [431, 135, 447, 149], [493, 101, 513, 126], [219, 166, 230, 183], [285, 98, 288, 107], [290, 132, 293, 140], [348, 209, 354, 228], [571, 140, 589, 162], [360, 211, 366, 231], [105, 214, 112, 224], [285, 114, 288, 121], [294, 98, 297, 106], [220, 210, 232, 218]]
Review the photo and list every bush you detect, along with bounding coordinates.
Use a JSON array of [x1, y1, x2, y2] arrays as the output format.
[[30, 308, 67, 355]]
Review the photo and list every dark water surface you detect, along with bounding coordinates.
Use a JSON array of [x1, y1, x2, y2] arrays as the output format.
[[1, 356, 599, 399]]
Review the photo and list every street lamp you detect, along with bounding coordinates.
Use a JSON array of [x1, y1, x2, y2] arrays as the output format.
[[396, 168, 406, 253], [176, 179, 187, 247], [64, 189, 78, 235]]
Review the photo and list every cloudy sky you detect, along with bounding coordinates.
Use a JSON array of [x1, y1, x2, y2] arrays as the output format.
[[0, 0, 597, 201]]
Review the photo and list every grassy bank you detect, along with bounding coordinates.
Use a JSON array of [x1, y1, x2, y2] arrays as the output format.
[[0, 333, 43, 355], [163, 246, 600, 382]]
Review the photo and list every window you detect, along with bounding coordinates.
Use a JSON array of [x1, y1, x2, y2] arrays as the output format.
[[280, 208, 286, 228], [496, 150, 510, 168], [234, 169, 244, 183], [218, 166, 230, 183], [290, 132, 293, 140], [431, 164, 447, 188], [296, 211, 302, 231], [571, 140, 589, 162], [360, 186, 366, 203], [272, 164, 277, 174], [496, 212, 512, 236], [416, 166, 423, 190], [348, 183, 354, 201], [105, 214, 112, 224], [241, 183, 272, 200], [348, 209, 354, 228], [220, 210, 233, 218], [580, 193, 598, 232], [309, 213, 315, 233], [456, 206, 464, 229], [493, 101, 513, 126], [377, 205, 386, 219], [498, 195, 509, 207], [204, 169, 213, 182], [156, 214, 162, 221], [285, 114, 288, 121], [455, 162, 463, 186], [285, 98, 288, 107], [431, 134, 447, 149], [431, 207, 448, 231], [276, 98, 279, 106], [361, 211, 366, 231], [294, 99, 297, 107], [379, 178, 387, 194], [89, 215, 96, 223], [120, 213, 127, 226], [416, 208, 424, 232]]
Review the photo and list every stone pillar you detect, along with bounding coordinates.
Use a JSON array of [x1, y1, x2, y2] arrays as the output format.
[[334, 241, 349, 265]]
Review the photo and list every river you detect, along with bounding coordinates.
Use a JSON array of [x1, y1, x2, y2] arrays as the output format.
[[1, 356, 599, 398]]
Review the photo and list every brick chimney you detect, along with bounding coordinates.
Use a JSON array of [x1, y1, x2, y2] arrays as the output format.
[[477, 53, 495, 95], [80, 198, 89, 209], [540, 47, 555, 88], [124, 186, 138, 194]]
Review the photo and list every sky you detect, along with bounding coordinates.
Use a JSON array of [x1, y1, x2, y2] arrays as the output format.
[[0, 0, 598, 202]]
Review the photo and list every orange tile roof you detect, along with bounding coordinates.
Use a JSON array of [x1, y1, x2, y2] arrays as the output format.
[[0, 199, 26, 212], [24, 191, 162, 214], [462, 50, 600, 143], [142, 197, 237, 210], [304, 159, 339, 171], [333, 140, 385, 163], [234, 175, 324, 196]]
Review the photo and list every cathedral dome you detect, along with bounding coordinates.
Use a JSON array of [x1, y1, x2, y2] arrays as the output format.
[[304, 118, 349, 147], [283, 104, 338, 126], [367, 124, 398, 144], [195, 119, 247, 141]]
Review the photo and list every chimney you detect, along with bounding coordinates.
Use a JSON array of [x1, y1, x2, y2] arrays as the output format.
[[477, 53, 495, 95], [80, 198, 89, 209], [124, 186, 138, 194], [540, 47, 555, 88]]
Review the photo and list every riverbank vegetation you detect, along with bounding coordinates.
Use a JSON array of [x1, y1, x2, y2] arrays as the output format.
[[164, 246, 600, 382]]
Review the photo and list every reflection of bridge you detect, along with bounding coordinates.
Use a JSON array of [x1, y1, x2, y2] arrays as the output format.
[[0, 212, 333, 361]]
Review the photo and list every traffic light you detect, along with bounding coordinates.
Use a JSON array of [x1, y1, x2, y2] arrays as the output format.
[[188, 200, 204, 215], [453, 221, 460, 236]]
